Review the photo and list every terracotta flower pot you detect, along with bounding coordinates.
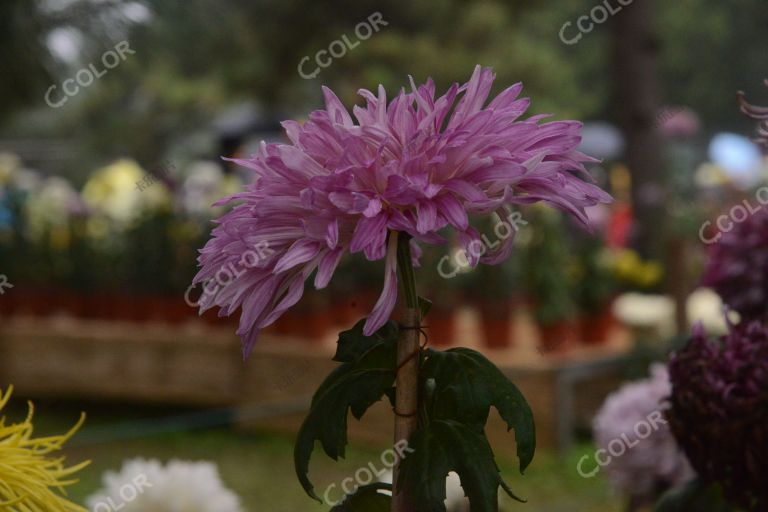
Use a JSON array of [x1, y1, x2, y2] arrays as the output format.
[[297, 292, 333, 342], [202, 307, 238, 328], [144, 295, 166, 322], [580, 306, 616, 345], [300, 310, 332, 342], [119, 294, 149, 322], [274, 308, 305, 337], [80, 292, 121, 320], [54, 289, 85, 317], [269, 311, 293, 335], [74, 293, 92, 318], [0, 280, 20, 316], [329, 299, 349, 326], [45, 287, 66, 316], [163, 296, 195, 324], [31, 287, 85, 316], [0, 292, 16, 317], [537, 320, 578, 353], [140, 295, 189, 324], [478, 301, 515, 349], [425, 308, 457, 347], [80, 293, 101, 319], [14, 287, 49, 317], [340, 291, 377, 327]]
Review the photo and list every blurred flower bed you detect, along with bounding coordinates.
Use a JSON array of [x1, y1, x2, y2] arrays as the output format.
[[0, 154, 226, 324], [0, 151, 665, 348]]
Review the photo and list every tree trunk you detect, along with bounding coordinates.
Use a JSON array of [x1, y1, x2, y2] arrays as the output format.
[[612, 0, 666, 260]]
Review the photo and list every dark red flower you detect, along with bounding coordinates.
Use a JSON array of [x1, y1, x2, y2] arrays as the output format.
[[701, 208, 768, 323], [667, 322, 768, 510]]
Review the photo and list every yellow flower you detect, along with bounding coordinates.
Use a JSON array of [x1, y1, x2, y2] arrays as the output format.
[[0, 386, 89, 511], [613, 249, 641, 280], [82, 159, 171, 226], [609, 249, 664, 288], [0, 152, 21, 186], [637, 261, 663, 288], [50, 226, 71, 251], [24, 177, 79, 244]]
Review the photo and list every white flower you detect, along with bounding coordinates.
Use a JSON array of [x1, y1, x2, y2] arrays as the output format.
[[0, 152, 22, 186], [613, 293, 675, 327], [86, 458, 243, 512], [180, 160, 242, 217], [11, 167, 43, 193], [686, 287, 737, 336], [25, 176, 82, 241], [181, 161, 221, 215], [612, 293, 676, 339], [379, 470, 469, 511]]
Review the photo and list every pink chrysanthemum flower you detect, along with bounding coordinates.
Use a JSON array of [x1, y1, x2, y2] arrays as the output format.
[[194, 66, 612, 357], [593, 364, 694, 500]]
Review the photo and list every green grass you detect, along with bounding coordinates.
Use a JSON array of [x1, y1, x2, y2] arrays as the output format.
[[8, 400, 623, 511]]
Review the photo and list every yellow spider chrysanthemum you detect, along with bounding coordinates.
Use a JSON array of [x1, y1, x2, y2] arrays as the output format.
[[0, 386, 89, 511]]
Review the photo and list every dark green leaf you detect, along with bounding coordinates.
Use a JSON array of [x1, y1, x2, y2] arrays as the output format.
[[399, 419, 522, 512], [334, 319, 399, 363], [422, 348, 535, 473], [418, 296, 433, 319], [330, 483, 392, 511], [383, 387, 396, 408], [296, 333, 397, 502]]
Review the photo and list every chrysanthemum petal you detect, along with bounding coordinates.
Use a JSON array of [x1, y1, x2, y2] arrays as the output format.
[[273, 239, 322, 274], [315, 248, 344, 290], [364, 235, 399, 336]]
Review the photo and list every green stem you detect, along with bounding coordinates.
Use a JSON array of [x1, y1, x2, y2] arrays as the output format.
[[396, 232, 418, 310]]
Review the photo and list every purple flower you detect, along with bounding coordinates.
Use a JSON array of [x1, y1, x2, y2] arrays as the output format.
[[667, 321, 768, 510], [593, 364, 693, 499], [701, 208, 768, 323], [194, 66, 612, 357]]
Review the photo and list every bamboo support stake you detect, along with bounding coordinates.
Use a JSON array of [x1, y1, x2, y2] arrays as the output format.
[[392, 307, 419, 512], [392, 232, 420, 512]]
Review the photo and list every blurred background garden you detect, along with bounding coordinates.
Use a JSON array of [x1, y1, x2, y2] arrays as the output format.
[[1, 0, 767, 511]]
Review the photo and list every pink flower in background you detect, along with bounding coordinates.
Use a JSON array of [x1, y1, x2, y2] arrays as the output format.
[[194, 65, 612, 357], [657, 106, 700, 139], [738, 80, 768, 150], [593, 364, 694, 499]]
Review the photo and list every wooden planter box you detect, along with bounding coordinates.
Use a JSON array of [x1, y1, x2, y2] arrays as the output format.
[[0, 317, 244, 405], [0, 315, 631, 453]]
